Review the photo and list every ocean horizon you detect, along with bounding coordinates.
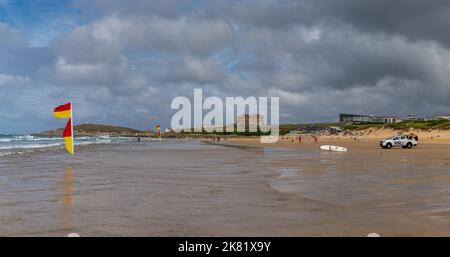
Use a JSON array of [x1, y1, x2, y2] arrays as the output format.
[[0, 134, 137, 157]]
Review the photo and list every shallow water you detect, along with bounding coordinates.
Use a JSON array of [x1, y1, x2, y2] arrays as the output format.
[[0, 134, 134, 156], [1, 140, 450, 236]]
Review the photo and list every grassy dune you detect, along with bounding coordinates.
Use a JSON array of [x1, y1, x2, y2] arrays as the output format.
[[344, 120, 450, 131], [73, 124, 144, 134], [278, 120, 450, 135], [384, 120, 450, 130]]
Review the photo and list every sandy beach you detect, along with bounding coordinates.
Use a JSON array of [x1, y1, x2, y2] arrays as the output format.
[[1, 137, 450, 236], [218, 136, 450, 236], [324, 127, 450, 141]]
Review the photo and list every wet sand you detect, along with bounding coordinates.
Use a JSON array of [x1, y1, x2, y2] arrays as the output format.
[[1, 139, 450, 236], [220, 137, 450, 236]]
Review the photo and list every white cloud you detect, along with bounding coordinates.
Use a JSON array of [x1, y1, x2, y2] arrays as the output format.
[[167, 57, 225, 84], [268, 88, 309, 106], [0, 73, 30, 86]]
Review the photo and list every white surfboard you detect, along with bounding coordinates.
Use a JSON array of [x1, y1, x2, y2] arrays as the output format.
[[320, 145, 348, 152]]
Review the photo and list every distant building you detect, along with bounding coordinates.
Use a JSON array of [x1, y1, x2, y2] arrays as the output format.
[[340, 114, 371, 123], [436, 115, 450, 120], [328, 126, 342, 134], [407, 114, 417, 120], [340, 113, 400, 124], [301, 125, 329, 134], [383, 116, 401, 124], [298, 125, 342, 135], [369, 115, 385, 123]]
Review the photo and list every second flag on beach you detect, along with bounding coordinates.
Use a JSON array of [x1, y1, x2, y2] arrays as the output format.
[[54, 102, 74, 155]]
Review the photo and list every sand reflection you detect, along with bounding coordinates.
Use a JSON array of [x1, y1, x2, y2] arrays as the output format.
[[61, 165, 74, 232]]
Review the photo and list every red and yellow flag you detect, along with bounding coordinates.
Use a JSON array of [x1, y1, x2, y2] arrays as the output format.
[[54, 102, 72, 118], [155, 124, 161, 138], [54, 103, 74, 155]]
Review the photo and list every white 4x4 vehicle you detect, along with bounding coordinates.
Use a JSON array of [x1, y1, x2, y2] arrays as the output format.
[[380, 135, 418, 149]]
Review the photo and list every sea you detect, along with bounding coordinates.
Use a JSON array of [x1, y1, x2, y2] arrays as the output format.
[[0, 134, 135, 156], [1, 137, 450, 236]]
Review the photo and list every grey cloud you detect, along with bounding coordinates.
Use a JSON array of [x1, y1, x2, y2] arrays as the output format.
[[312, 0, 450, 47], [2, 1, 450, 133], [166, 57, 225, 84], [211, 0, 450, 47], [0, 22, 24, 47], [0, 73, 30, 86], [0, 23, 53, 76], [52, 15, 233, 64]]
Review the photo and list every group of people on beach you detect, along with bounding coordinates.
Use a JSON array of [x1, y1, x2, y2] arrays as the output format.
[[407, 134, 419, 141], [211, 136, 221, 142], [283, 135, 319, 144]]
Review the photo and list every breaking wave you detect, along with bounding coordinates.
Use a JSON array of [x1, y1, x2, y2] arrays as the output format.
[[0, 135, 134, 156]]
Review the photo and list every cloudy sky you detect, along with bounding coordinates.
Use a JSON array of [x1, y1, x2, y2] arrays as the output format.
[[1, 0, 450, 133]]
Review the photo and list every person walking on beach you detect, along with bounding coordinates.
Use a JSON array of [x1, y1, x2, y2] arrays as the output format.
[[298, 135, 302, 143], [313, 135, 318, 144]]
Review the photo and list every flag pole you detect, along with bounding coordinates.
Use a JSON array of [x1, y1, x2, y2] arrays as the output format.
[[71, 101, 74, 156]]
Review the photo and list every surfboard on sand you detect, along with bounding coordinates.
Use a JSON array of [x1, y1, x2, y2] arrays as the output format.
[[320, 145, 348, 152]]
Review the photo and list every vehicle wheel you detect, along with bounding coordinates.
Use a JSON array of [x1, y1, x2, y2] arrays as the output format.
[[386, 143, 392, 149], [407, 142, 413, 149]]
